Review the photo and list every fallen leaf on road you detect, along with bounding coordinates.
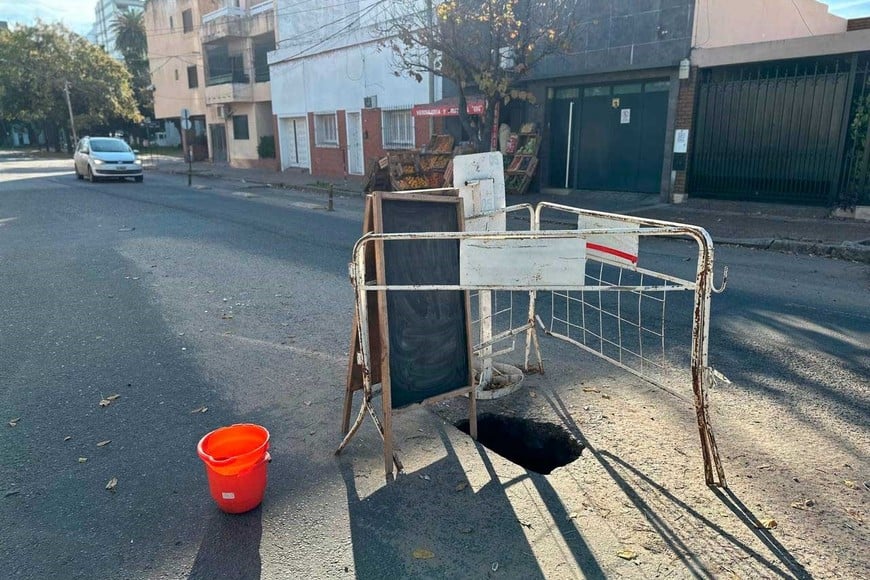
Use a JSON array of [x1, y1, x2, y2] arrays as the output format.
[[757, 464, 772, 470], [106, 477, 118, 491], [759, 518, 777, 529], [491, 562, 499, 572], [601, 394, 611, 399], [64, 436, 72, 442], [459, 527, 473, 534], [78, 457, 88, 463], [790, 499, 815, 510], [844, 480, 858, 490], [582, 387, 600, 393], [412, 549, 434, 560], [845, 508, 864, 524], [455, 482, 468, 492], [99, 399, 112, 407], [190, 406, 208, 414], [419, 474, 430, 481], [529, 390, 537, 398], [96, 440, 111, 447], [568, 512, 579, 520], [8, 417, 20, 427], [106, 394, 121, 401], [4, 490, 21, 498], [617, 550, 638, 560]]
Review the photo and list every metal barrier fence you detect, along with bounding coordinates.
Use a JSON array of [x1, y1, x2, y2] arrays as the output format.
[[341, 203, 728, 486]]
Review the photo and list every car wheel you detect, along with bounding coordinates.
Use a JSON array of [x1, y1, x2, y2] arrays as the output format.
[[75, 165, 83, 180], [134, 176, 143, 183], [86, 166, 97, 183]]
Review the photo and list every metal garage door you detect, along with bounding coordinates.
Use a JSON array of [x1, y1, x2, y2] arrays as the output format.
[[548, 80, 670, 193]]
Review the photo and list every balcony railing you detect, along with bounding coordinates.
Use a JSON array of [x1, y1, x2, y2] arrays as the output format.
[[202, 6, 245, 25], [254, 66, 270, 83], [206, 72, 251, 86], [200, 1, 274, 42]]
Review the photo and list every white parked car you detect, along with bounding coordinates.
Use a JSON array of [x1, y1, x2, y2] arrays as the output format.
[[74, 137, 143, 182]]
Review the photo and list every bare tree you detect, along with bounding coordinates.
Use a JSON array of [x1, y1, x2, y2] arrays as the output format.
[[380, 0, 579, 151]]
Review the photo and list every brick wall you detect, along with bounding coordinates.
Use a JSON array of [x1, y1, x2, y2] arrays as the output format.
[[308, 108, 439, 178], [309, 110, 348, 177], [415, 117, 432, 149], [362, 108, 385, 170], [673, 67, 698, 196]]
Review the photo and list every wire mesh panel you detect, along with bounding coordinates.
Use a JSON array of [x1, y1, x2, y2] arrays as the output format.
[[541, 261, 694, 395]]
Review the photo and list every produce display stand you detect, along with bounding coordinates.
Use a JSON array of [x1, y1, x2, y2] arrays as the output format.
[[504, 123, 540, 195], [418, 134, 454, 188], [363, 135, 457, 193]]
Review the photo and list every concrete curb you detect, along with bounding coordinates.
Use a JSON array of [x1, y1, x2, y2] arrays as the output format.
[[150, 167, 870, 263], [716, 238, 870, 263], [154, 167, 363, 198]]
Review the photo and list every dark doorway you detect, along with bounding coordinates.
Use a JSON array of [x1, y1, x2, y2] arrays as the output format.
[[210, 124, 227, 164], [548, 80, 670, 193]]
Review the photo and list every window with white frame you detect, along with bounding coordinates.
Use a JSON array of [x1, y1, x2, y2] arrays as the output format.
[[314, 113, 338, 147], [382, 108, 414, 149]]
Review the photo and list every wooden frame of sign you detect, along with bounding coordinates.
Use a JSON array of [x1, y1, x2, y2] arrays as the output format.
[[338, 190, 476, 480]]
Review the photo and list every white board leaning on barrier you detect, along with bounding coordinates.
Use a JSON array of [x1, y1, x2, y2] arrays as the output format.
[[577, 214, 639, 268], [453, 152, 507, 232]]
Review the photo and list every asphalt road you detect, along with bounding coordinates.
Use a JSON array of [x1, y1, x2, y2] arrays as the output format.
[[1, 153, 867, 579]]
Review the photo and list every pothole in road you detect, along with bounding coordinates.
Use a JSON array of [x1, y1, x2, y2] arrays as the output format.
[[455, 414, 584, 474]]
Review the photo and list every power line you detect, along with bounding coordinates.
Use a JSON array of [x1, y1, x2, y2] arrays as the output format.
[[141, 0, 369, 39]]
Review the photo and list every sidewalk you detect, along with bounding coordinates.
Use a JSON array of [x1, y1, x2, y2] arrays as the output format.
[[147, 156, 870, 263]]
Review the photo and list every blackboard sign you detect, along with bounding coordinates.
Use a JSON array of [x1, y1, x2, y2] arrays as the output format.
[[375, 194, 472, 409]]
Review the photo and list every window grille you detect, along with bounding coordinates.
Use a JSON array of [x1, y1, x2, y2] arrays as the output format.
[[382, 108, 414, 149], [315, 113, 338, 147]]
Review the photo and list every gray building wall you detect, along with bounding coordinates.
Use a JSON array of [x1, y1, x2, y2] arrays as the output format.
[[528, 0, 695, 81]]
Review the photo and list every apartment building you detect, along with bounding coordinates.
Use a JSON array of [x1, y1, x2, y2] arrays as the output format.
[[90, 0, 146, 59], [145, 0, 208, 158], [145, 0, 276, 167]]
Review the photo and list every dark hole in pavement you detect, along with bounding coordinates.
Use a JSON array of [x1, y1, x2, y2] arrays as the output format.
[[455, 413, 584, 474]]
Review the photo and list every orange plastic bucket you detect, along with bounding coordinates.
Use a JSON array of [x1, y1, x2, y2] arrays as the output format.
[[197, 424, 271, 514]]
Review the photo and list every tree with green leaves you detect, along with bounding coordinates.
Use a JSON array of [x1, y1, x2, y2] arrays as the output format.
[[380, 0, 579, 151], [111, 9, 153, 124], [0, 22, 140, 151]]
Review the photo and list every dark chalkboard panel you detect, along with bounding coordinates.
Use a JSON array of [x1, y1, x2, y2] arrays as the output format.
[[375, 194, 472, 409]]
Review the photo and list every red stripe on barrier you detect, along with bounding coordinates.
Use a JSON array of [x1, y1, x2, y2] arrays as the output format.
[[587, 243, 638, 264]]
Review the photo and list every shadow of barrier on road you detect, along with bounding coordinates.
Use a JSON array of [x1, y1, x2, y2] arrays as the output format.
[[188, 506, 263, 580], [544, 390, 811, 580], [340, 418, 611, 578]]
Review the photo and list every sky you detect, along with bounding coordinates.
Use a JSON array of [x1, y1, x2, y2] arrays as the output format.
[[1, 0, 98, 36], [2, 0, 870, 37]]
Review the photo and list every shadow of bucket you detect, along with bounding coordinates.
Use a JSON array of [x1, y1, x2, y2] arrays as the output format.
[[197, 424, 270, 514]]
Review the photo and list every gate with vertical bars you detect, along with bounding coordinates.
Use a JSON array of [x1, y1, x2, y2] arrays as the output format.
[[689, 53, 870, 207]]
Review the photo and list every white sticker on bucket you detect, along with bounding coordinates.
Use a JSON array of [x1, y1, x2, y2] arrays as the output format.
[[221, 492, 236, 500]]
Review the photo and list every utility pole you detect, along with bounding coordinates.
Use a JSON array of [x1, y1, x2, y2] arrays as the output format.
[[63, 81, 78, 146], [427, 0, 435, 137]]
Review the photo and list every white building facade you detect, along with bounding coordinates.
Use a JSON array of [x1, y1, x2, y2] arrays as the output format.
[[267, 0, 441, 176]]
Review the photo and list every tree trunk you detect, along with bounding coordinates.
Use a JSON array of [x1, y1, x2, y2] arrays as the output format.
[[457, 89, 482, 152]]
